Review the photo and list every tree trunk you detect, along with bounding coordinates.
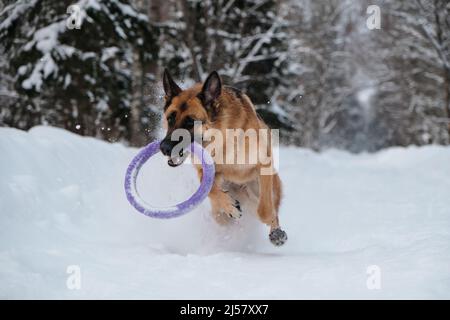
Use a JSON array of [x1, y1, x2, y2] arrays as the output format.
[[433, 0, 450, 139], [180, 1, 202, 82], [129, 50, 145, 147], [145, 0, 172, 142], [445, 68, 450, 138], [128, 0, 147, 146]]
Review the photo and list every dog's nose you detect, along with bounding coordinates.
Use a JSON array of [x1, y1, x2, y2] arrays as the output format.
[[160, 139, 173, 156]]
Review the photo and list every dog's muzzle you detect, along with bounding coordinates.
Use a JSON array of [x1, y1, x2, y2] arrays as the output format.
[[160, 139, 189, 167], [167, 148, 189, 167]]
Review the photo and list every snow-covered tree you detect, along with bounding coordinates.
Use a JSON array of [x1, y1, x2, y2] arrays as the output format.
[[367, 0, 450, 147], [158, 0, 290, 107], [278, 0, 359, 148], [0, 0, 158, 142], [1, 0, 449, 151], [277, 0, 450, 150]]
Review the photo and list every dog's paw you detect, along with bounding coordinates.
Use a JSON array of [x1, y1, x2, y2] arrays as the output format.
[[269, 228, 288, 246], [220, 198, 242, 220], [211, 192, 242, 224], [224, 199, 243, 220]]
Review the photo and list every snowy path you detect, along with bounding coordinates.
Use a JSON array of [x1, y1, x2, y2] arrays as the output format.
[[1, 126, 449, 299]]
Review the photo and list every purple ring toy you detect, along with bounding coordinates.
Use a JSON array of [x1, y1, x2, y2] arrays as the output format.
[[124, 140, 215, 219]]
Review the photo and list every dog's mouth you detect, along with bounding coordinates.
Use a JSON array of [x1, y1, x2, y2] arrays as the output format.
[[167, 149, 189, 167]]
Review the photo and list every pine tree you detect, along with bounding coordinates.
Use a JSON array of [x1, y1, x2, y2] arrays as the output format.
[[158, 0, 290, 107], [0, 0, 158, 142], [369, 0, 450, 147]]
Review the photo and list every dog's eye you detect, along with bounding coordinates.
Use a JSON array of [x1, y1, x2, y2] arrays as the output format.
[[183, 117, 195, 129], [167, 113, 176, 127]]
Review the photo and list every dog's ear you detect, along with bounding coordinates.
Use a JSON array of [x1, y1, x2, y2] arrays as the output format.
[[163, 69, 182, 102], [199, 71, 222, 108]]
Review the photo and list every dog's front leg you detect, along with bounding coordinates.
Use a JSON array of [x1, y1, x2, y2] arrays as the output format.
[[201, 171, 242, 224]]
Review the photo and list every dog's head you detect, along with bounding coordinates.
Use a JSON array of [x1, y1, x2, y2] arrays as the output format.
[[160, 69, 222, 167]]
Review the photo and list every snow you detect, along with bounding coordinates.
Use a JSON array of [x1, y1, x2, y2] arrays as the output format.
[[21, 22, 65, 91], [101, 47, 119, 62], [1, 126, 450, 299], [0, 0, 38, 31], [13, 0, 148, 92], [63, 74, 71, 88]]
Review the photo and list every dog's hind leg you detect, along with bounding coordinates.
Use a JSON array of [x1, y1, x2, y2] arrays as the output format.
[[256, 174, 274, 225], [269, 173, 287, 246], [257, 173, 287, 246], [272, 173, 282, 225]]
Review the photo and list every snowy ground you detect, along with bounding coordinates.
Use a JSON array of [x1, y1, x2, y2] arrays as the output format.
[[1, 126, 450, 299]]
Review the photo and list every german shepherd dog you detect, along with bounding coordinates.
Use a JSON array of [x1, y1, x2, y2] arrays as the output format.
[[160, 70, 287, 246]]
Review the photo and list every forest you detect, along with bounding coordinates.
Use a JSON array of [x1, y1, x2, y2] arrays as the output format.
[[1, 0, 449, 152]]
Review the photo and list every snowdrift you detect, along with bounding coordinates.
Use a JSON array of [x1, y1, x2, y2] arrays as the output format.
[[1, 126, 450, 299]]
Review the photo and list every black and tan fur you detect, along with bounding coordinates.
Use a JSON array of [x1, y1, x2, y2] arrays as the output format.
[[160, 70, 287, 246]]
